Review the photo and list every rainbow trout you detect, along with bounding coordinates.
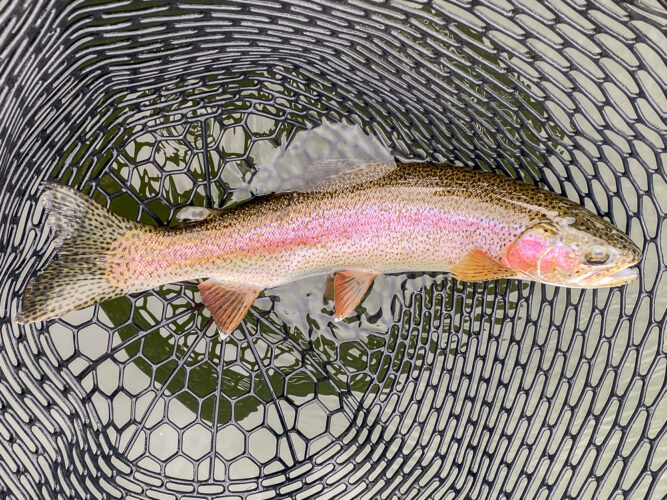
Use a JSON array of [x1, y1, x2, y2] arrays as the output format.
[[17, 163, 641, 335]]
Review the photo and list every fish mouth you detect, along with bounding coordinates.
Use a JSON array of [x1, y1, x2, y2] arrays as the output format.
[[592, 266, 639, 287], [571, 266, 639, 288], [520, 266, 640, 288]]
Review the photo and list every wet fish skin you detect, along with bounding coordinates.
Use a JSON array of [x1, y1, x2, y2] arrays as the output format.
[[111, 164, 527, 288], [108, 163, 639, 287], [17, 164, 641, 333]]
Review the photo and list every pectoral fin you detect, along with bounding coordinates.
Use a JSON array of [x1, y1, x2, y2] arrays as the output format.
[[333, 271, 377, 319], [198, 280, 261, 337], [450, 250, 516, 282]]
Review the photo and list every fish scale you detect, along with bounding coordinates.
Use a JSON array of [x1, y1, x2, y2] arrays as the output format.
[[111, 164, 535, 289]]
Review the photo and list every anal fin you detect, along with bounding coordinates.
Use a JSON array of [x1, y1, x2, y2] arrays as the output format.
[[334, 271, 377, 319], [450, 249, 515, 282], [198, 280, 261, 337]]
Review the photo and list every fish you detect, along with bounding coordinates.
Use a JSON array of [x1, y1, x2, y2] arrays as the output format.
[[16, 162, 641, 336]]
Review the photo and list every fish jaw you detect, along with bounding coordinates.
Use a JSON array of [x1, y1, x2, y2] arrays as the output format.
[[593, 267, 639, 287], [564, 266, 639, 288], [509, 258, 640, 288]]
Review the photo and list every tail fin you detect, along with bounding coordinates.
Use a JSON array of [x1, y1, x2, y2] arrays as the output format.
[[17, 182, 138, 324]]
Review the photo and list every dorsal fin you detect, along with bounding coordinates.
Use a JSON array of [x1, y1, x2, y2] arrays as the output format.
[[172, 206, 224, 226], [249, 122, 396, 195], [305, 160, 396, 192], [333, 271, 377, 319], [450, 250, 516, 282], [198, 280, 262, 337]]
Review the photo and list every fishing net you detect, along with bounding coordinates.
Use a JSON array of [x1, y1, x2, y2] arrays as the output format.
[[0, 0, 665, 498]]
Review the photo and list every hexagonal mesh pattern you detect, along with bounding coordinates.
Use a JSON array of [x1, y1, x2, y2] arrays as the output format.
[[0, 1, 665, 499]]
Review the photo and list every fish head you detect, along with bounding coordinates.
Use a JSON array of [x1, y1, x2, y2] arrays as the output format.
[[503, 210, 641, 288]]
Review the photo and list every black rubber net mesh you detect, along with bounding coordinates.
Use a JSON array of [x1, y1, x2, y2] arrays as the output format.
[[0, 0, 665, 499]]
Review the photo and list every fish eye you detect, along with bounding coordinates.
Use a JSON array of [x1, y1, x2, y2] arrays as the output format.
[[585, 246, 610, 265]]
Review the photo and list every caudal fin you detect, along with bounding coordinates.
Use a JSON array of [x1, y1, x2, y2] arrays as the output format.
[[17, 182, 138, 324]]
